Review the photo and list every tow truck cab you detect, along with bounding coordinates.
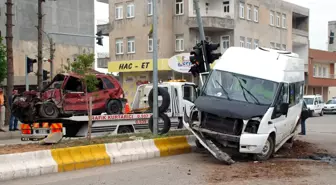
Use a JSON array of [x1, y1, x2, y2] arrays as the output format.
[[183, 47, 310, 162]]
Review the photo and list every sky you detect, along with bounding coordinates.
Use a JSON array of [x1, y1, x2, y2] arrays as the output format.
[[94, 0, 336, 58]]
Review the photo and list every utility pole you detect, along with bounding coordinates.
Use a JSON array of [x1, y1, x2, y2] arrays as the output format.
[[5, 0, 14, 126], [152, 0, 158, 135], [37, 0, 44, 90], [49, 37, 55, 79]]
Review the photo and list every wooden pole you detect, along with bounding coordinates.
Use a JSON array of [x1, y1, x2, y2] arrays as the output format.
[[5, 0, 14, 126]]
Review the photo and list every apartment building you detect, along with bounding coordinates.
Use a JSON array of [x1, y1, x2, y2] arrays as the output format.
[[307, 49, 336, 101], [326, 21, 336, 99], [97, 0, 309, 103], [0, 0, 95, 90]]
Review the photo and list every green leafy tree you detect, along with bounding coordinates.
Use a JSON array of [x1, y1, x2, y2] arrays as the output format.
[[0, 37, 7, 85]]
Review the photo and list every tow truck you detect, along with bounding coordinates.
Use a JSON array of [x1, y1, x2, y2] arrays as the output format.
[[20, 79, 198, 141]]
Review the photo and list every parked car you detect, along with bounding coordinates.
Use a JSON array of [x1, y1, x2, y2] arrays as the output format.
[[12, 72, 126, 122], [323, 99, 336, 114], [303, 94, 324, 116]]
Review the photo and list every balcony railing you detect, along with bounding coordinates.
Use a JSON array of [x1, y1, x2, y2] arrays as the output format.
[[187, 17, 234, 30], [292, 28, 308, 37], [313, 74, 336, 79]]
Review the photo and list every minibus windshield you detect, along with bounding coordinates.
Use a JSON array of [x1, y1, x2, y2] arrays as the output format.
[[203, 70, 279, 105]]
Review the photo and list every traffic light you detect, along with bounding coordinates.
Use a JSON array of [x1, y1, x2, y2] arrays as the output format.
[[329, 31, 334, 44], [96, 30, 103, 46], [205, 41, 221, 64], [26, 57, 37, 74], [43, 70, 50, 81], [189, 42, 205, 77]]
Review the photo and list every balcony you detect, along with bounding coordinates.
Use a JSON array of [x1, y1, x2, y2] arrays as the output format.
[[308, 74, 336, 87], [187, 17, 234, 30], [96, 0, 108, 4]]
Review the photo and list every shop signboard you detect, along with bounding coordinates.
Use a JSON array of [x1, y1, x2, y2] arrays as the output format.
[[168, 53, 192, 73]]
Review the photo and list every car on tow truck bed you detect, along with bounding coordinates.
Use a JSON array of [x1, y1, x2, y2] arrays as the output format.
[[20, 80, 199, 140]]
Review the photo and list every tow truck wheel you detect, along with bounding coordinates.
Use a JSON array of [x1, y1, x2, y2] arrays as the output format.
[[253, 136, 275, 161], [148, 113, 171, 135], [117, 126, 134, 134], [148, 87, 170, 113], [106, 100, 122, 114], [39, 102, 59, 119]]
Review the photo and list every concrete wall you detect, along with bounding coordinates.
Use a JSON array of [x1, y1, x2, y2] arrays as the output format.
[[0, 0, 95, 84]]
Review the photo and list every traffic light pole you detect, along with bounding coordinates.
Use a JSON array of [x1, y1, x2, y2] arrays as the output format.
[[152, 0, 158, 135], [193, 0, 210, 72], [25, 55, 29, 91], [49, 37, 55, 79]]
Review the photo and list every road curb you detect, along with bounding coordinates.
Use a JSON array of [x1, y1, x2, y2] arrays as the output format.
[[0, 135, 196, 181]]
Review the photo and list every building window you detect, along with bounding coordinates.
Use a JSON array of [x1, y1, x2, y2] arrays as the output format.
[[281, 44, 286, 50], [115, 5, 123, 20], [148, 0, 153, 16], [270, 11, 274, 26], [115, 38, 123, 55], [221, 36, 230, 51], [175, 0, 184, 15], [247, 4, 252, 20], [270, 42, 275, 49], [276, 13, 280, 27], [127, 37, 135, 53], [175, 34, 184, 51], [276, 43, 281, 50], [254, 39, 259, 49], [254, 6, 259, 22], [239, 2, 244, 18], [126, 3, 135, 18], [240, 36, 245, 47], [223, 1, 229, 13], [148, 37, 153, 52], [313, 65, 316, 77], [318, 65, 322, 77], [246, 38, 252, 49], [282, 14, 286, 28], [322, 67, 327, 77]]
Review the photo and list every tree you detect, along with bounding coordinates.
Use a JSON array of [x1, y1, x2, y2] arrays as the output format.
[[69, 53, 98, 93], [0, 37, 7, 84], [67, 53, 98, 141]]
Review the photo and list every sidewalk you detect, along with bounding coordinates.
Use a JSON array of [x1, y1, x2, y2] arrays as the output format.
[[0, 127, 21, 140]]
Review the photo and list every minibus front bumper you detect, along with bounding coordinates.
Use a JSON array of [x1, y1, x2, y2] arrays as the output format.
[[239, 133, 269, 154]]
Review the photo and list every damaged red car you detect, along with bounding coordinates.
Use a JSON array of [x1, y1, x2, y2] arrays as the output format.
[[12, 72, 126, 122]]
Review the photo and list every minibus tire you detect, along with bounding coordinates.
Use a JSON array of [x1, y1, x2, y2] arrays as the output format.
[[253, 136, 275, 161], [148, 113, 171, 135], [148, 87, 171, 113]]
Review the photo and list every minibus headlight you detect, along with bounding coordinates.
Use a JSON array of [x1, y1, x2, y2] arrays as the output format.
[[244, 120, 260, 134]]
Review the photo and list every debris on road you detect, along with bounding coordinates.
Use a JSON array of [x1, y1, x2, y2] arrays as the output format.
[[206, 160, 327, 183], [275, 140, 329, 159]]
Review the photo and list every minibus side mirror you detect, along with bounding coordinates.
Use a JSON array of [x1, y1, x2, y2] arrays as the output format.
[[314, 101, 318, 105], [279, 103, 289, 115]]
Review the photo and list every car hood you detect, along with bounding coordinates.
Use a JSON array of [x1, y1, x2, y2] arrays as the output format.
[[324, 104, 336, 108], [194, 96, 270, 120]]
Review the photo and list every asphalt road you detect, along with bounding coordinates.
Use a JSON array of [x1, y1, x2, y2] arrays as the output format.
[[5, 114, 336, 185]]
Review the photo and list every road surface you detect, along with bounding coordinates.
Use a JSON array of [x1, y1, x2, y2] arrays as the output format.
[[4, 114, 336, 185]]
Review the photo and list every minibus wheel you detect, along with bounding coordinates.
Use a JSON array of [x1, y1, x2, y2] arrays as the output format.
[[254, 136, 275, 161]]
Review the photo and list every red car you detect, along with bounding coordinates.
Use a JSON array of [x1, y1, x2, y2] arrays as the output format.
[[12, 72, 126, 122]]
